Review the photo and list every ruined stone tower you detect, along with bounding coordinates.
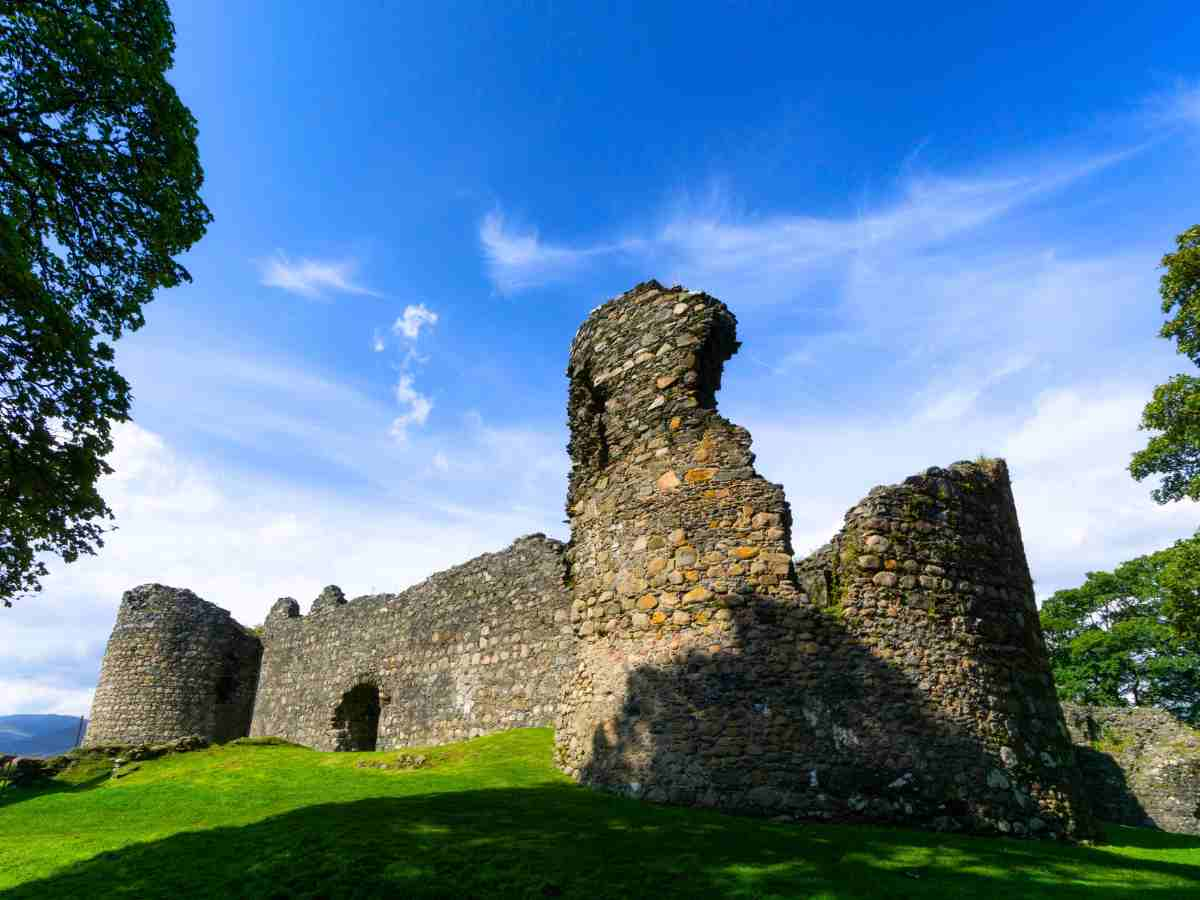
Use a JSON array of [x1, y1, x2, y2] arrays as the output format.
[[84, 584, 262, 746], [555, 280, 1097, 838]]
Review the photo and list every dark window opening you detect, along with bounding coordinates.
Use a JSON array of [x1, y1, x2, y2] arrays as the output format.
[[214, 674, 237, 704], [333, 683, 381, 751]]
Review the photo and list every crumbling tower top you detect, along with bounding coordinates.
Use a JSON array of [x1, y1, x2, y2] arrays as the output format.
[[565, 280, 741, 510]]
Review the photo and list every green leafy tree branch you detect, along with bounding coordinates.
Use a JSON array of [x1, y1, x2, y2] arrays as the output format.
[[1040, 539, 1200, 724], [0, 0, 211, 607], [1131, 225, 1200, 503]]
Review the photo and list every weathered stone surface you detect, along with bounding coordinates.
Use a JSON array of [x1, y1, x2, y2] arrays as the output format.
[[4, 736, 210, 785], [84, 278, 1104, 841], [310, 585, 347, 615], [249, 534, 573, 750], [355, 753, 427, 770], [554, 280, 1098, 840], [84, 585, 261, 746], [1062, 703, 1200, 835]]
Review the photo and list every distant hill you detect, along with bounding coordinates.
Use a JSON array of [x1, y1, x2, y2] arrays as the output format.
[[0, 714, 87, 757]]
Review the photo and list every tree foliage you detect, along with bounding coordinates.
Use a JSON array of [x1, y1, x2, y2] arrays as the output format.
[[1130, 225, 1200, 503], [1040, 538, 1200, 724], [1156, 533, 1200, 640], [0, 1, 211, 606]]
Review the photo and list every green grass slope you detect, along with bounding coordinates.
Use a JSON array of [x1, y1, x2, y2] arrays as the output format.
[[0, 728, 1197, 899]]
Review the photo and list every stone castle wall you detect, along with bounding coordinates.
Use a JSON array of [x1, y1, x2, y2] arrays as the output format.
[[553, 281, 1097, 839], [85, 278, 1117, 840], [1062, 703, 1200, 835], [249, 534, 574, 750], [84, 584, 262, 746]]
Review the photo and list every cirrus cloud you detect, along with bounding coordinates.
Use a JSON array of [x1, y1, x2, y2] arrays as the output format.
[[258, 252, 379, 298]]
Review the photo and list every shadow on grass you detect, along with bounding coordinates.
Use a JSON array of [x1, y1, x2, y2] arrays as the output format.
[[3, 784, 1198, 899], [1100, 824, 1200, 852]]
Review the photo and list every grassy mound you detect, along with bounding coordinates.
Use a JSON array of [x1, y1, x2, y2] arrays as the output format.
[[0, 728, 1196, 898]]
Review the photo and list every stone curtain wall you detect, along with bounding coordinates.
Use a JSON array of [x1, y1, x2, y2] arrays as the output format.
[[249, 535, 573, 750], [1062, 703, 1200, 834], [555, 280, 1098, 839], [84, 585, 262, 746]]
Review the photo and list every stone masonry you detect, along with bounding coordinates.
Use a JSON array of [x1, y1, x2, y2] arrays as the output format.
[[249, 534, 573, 750], [553, 281, 1098, 839], [1062, 703, 1200, 835], [85, 584, 261, 746], [84, 279, 1127, 838]]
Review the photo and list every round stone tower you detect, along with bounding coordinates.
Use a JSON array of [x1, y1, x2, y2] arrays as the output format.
[[796, 460, 1098, 837], [555, 281, 1097, 839], [85, 584, 262, 746]]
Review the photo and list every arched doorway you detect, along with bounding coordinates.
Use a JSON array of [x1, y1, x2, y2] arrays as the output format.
[[332, 683, 381, 751]]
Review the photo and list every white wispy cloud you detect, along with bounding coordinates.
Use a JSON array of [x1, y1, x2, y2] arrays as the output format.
[[750, 373, 1196, 601], [372, 305, 440, 441], [0, 680, 96, 718], [1146, 80, 1200, 130], [917, 388, 982, 424], [117, 347, 403, 485], [393, 303, 439, 340], [1182, 88, 1200, 126], [371, 329, 386, 352], [389, 374, 433, 443], [259, 252, 378, 298], [480, 211, 639, 294], [736, 231, 1183, 584], [479, 150, 1132, 299], [912, 357, 1033, 424], [1174, 89, 1200, 126], [998, 386, 1197, 575]]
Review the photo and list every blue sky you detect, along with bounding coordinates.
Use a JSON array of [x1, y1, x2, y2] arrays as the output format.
[[4, 1, 1200, 715]]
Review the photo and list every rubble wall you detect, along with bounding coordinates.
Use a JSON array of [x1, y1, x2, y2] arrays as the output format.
[[554, 280, 1098, 839], [249, 535, 574, 750], [1063, 703, 1200, 835]]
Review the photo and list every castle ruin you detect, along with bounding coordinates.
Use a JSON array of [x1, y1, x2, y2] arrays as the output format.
[[86, 281, 1106, 839]]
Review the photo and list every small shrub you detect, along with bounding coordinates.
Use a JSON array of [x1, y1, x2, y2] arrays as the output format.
[[1093, 725, 1133, 755]]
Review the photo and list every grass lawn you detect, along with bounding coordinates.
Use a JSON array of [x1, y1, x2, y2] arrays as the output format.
[[0, 728, 1197, 898]]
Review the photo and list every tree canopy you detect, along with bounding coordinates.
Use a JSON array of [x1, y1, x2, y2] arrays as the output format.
[[1040, 537, 1200, 724], [1130, 225, 1200, 503], [0, 0, 211, 606]]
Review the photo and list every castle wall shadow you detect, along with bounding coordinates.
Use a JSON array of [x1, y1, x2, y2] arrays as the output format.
[[579, 592, 1087, 837], [1073, 746, 1153, 827], [1061, 703, 1200, 835]]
